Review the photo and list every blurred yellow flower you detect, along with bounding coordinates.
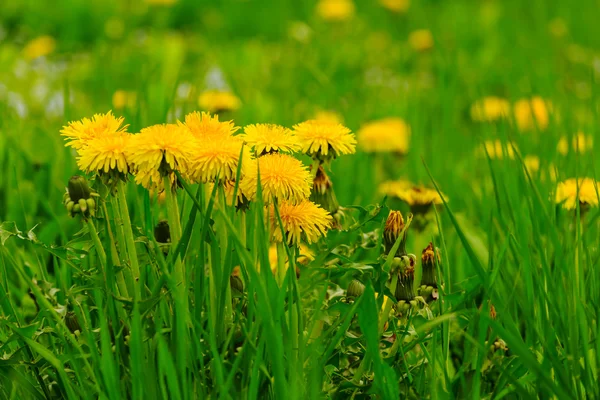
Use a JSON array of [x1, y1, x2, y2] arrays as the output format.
[[61, 111, 128, 150], [182, 111, 239, 140], [408, 29, 434, 52], [241, 124, 300, 156], [380, 0, 410, 12], [470, 97, 510, 122], [358, 118, 410, 154], [314, 110, 344, 124], [198, 90, 241, 113], [480, 140, 517, 159], [514, 97, 552, 131], [112, 90, 137, 110], [263, 243, 314, 275], [379, 180, 446, 206], [316, 0, 355, 21], [145, 0, 177, 5], [557, 132, 593, 155], [548, 18, 568, 38], [105, 18, 125, 39], [293, 119, 356, 160], [77, 134, 132, 175], [523, 155, 540, 174], [241, 154, 311, 204], [270, 200, 333, 246], [555, 178, 599, 210], [23, 35, 56, 60], [189, 135, 250, 183]]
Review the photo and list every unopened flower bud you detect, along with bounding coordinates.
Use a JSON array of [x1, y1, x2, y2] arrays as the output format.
[[65, 311, 81, 334], [230, 275, 244, 295], [154, 220, 171, 243], [64, 175, 98, 218], [421, 242, 440, 288], [384, 210, 407, 256], [310, 166, 340, 215], [394, 255, 415, 302], [67, 175, 92, 203], [347, 279, 365, 298]]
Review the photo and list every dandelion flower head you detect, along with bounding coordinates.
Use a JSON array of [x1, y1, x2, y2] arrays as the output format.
[[61, 111, 128, 150], [182, 111, 239, 140], [358, 117, 410, 154], [189, 135, 251, 183], [77, 133, 132, 175], [514, 97, 552, 131], [293, 119, 356, 160], [241, 124, 300, 156], [557, 132, 593, 155], [198, 90, 241, 113], [269, 200, 333, 246], [316, 0, 355, 21], [470, 97, 511, 122], [555, 178, 599, 210]]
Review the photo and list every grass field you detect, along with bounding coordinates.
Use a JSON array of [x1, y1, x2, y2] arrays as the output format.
[[1, 0, 600, 398]]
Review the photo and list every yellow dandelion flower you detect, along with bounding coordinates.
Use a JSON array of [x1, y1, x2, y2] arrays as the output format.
[[380, 0, 410, 13], [514, 97, 552, 131], [241, 124, 300, 156], [358, 118, 411, 154], [470, 97, 511, 122], [241, 153, 311, 204], [314, 110, 344, 124], [209, 179, 250, 209], [189, 135, 250, 183], [555, 178, 599, 210], [379, 180, 446, 206], [127, 124, 193, 179], [198, 90, 241, 113], [182, 111, 239, 140], [61, 111, 128, 150], [557, 132, 593, 155], [316, 0, 355, 21], [293, 119, 356, 160], [77, 134, 131, 174], [112, 90, 137, 110], [270, 200, 333, 246], [480, 140, 517, 159], [23, 35, 56, 60], [263, 244, 313, 275], [523, 155, 540, 174], [409, 29, 434, 52]]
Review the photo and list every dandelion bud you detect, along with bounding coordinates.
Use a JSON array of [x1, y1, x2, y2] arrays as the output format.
[[394, 255, 415, 302], [421, 242, 439, 288], [67, 175, 92, 203], [347, 279, 365, 298], [154, 220, 171, 243], [65, 311, 81, 334], [64, 176, 98, 218], [384, 210, 407, 256], [230, 275, 244, 295], [310, 166, 340, 215]]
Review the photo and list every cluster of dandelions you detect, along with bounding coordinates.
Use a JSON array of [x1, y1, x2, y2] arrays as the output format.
[[61, 111, 357, 247]]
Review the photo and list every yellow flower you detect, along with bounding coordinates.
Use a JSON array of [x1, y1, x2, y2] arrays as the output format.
[[408, 29, 434, 52], [198, 90, 241, 113], [470, 97, 511, 122], [208, 179, 250, 209], [514, 97, 552, 131], [523, 155, 540, 174], [555, 178, 599, 210], [182, 111, 239, 140], [241, 124, 300, 156], [23, 36, 56, 60], [145, 0, 177, 5], [61, 111, 128, 150], [241, 154, 311, 204], [358, 118, 410, 154], [380, 0, 410, 12], [293, 119, 356, 160], [264, 243, 314, 275], [379, 181, 446, 206], [557, 132, 593, 155], [189, 135, 250, 183], [480, 140, 517, 159], [112, 90, 137, 110], [127, 124, 193, 182], [314, 110, 344, 124], [270, 200, 333, 246], [316, 0, 355, 21], [77, 134, 131, 174]]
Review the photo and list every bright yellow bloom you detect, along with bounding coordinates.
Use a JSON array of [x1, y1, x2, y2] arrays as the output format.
[[23, 36, 56, 60], [557, 132, 593, 155], [523, 155, 540, 174], [380, 0, 410, 12], [61, 111, 128, 150], [112, 90, 137, 110], [77, 134, 131, 174], [241, 153, 311, 204], [555, 178, 599, 210], [293, 119, 356, 160], [514, 97, 552, 131], [316, 0, 355, 21], [127, 124, 193, 179], [480, 140, 517, 159], [358, 118, 410, 154], [189, 135, 250, 183], [409, 29, 434, 52], [380, 180, 446, 206], [314, 110, 344, 124], [270, 200, 333, 246], [181, 111, 239, 140], [241, 124, 300, 156], [470, 97, 511, 122], [198, 90, 241, 113]]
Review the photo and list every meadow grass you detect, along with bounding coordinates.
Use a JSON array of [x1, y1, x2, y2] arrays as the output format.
[[1, 0, 600, 398]]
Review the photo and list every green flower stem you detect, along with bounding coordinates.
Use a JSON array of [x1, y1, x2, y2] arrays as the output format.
[[110, 196, 135, 296], [309, 158, 322, 180], [276, 242, 287, 286], [117, 180, 141, 300], [102, 202, 129, 299], [163, 176, 184, 288], [378, 274, 398, 334], [85, 219, 107, 276]]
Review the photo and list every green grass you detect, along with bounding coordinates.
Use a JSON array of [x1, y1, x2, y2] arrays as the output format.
[[1, 0, 600, 398]]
